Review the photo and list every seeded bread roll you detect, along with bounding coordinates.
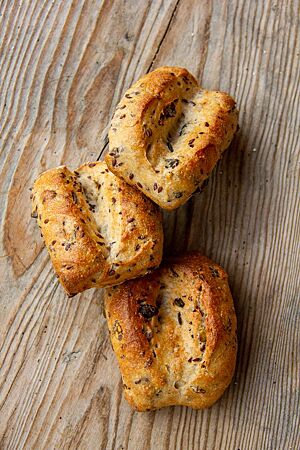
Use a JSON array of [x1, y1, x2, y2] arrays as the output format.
[[31, 162, 163, 296], [106, 66, 238, 210], [104, 252, 237, 411]]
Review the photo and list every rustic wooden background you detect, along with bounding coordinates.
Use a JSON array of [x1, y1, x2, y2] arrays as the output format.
[[0, 0, 299, 449]]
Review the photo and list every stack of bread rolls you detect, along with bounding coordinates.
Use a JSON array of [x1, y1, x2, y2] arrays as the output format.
[[32, 67, 238, 411]]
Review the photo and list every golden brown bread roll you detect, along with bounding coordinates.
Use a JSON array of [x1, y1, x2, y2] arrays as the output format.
[[104, 252, 237, 411], [106, 66, 238, 210], [31, 162, 163, 296]]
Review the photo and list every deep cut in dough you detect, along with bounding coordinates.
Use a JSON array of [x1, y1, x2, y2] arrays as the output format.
[[104, 252, 237, 411], [31, 162, 163, 296], [106, 66, 238, 210]]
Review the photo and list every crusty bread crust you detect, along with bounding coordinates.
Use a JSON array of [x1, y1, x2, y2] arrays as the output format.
[[104, 252, 237, 411], [31, 162, 163, 295], [106, 66, 238, 210]]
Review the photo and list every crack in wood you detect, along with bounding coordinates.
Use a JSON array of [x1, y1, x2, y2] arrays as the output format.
[[147, 0, 181, 73], [96, 136, 109, 161]]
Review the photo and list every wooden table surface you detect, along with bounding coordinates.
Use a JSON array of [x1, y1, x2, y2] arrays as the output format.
[[0, 1, 299, 449]]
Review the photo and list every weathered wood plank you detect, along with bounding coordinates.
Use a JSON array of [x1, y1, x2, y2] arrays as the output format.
[[0, 0, 299, 449]]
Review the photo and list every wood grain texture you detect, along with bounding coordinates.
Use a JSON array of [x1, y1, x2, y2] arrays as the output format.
[[0, 0, 299, 449]]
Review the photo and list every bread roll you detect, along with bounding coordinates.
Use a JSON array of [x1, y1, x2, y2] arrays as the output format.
[[104, 252, 237, 411], [31, 162, 163, 296], [106, 66, 238, 210]]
